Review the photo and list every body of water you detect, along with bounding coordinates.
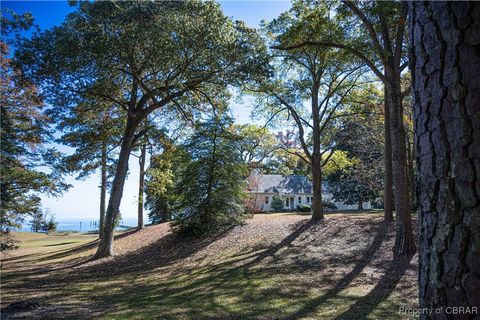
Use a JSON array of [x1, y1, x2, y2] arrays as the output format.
[[19, 217, 144, 233]]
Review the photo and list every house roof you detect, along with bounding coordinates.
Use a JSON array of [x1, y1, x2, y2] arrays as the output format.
[[248, 174, 330, 195]]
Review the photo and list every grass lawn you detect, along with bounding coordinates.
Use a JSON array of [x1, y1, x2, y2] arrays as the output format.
[[1, 212, 418, 319]]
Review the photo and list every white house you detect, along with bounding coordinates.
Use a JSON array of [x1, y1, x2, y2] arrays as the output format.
[[247, 174, 371, 212]]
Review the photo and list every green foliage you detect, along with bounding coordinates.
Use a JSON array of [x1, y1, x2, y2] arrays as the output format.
[[322, 200, 337, 211], [297, 201, 335, 212], [235, 124, 278, 171], [1, 16, 68, 254], [56, 103, 123, 181], [297, 204, 311, 212], [15, 0, 270, 119], [114, 212, 122, 228], [271, 195, 285, 212], [330, 175, 377, 207], [42, 215, 58, 234], [322, 150, 356, 177], [29, 209, 44, 232], [146, 144, 189, 224], [173, 113, 248, 236], [327, 92, 384, 207], [29, 209, 57, 233]]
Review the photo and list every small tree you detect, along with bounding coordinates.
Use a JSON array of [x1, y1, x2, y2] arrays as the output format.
[[173, 112, 248, 236], [30, 209, 44, 233], [271, 195, 284, 212], [41, 214, 57, 234]]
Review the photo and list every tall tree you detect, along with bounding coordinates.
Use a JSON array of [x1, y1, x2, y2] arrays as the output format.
[[174, 112, 247, 236], [254, 5, 364, 221], [276, 0, 415, 255], [57, 103, 122, 239], [1, 12, 67, 255], [16, 1, 269, 258], [410, 2, 480, 316]]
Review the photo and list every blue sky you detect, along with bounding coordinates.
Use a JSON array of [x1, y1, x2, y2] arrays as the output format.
[[2, 1, 291, 220]]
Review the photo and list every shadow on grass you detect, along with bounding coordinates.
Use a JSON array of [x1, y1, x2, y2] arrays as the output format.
[[43, 241, 79, 247], [36, 229, 139, 263], [240, 219, 325, 269], [268, 210, 384, 217], [282, 221, 389, 320], [332, 254, 415, 320], [3, 217, 417, 320]]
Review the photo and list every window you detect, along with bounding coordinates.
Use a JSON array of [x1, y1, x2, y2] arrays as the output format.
[[285, 198, 289, 207], [306, 197, 310, 204], [265, 196, 269, 204], [298, 197, 302, 204]]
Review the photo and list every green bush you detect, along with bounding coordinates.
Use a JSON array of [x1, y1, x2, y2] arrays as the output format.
[[323, 200, 337, 211], [297, 204, 312, 212], [271, 195, 284, 212]]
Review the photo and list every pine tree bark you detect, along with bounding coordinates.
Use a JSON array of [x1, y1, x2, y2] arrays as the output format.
[[99, 141, 107, 240], [94, 115, 137, 258], [410, 2, 480, 317], [137, 143, 146, 229]]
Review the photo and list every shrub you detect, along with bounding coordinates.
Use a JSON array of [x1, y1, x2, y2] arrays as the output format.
[[323, 200, 337, 211], [297, 204, 312, 212], [271, 195, 284, 212]]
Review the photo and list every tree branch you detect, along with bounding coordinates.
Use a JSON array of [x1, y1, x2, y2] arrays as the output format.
[[272, 41, 385, 81], [279, 146, 311, 166], [342, 0, 386, 63]]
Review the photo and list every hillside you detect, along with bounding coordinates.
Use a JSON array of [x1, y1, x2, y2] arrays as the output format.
[[1, 213, 418, 319]]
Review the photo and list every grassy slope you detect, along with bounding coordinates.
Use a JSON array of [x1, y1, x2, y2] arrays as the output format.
[[1, 212, 418, 320]]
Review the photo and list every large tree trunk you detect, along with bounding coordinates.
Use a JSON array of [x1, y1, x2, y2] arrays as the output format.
[[94, 115, 138, 259], [99, 141, 107, 240], [384, 90, 394, 222], [410, 2, 480, 317], [311, 82, 324, 222], [386, 66, 416, 256], [137, 143, 146, 229], [311, 154, 324, 221]]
